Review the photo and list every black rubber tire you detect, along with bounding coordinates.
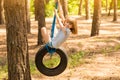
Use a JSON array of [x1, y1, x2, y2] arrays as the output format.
[[35, 46, 68, 76]]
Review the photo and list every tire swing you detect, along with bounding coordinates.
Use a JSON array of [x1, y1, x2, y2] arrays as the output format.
[[35, 2, 68, 76]]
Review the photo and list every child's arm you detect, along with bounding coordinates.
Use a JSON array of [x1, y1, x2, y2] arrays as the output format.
[[55, 9, 66, 35], [58, 0, 65, 22], [54, 0, 65, 22]]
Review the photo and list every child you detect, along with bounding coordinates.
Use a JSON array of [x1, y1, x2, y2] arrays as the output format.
[[41, 3, 78, 48]]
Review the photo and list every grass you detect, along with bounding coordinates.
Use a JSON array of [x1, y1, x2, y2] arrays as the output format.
[[68, 51, 86, 68], [99, 44, 120, 55], [0, 65, 7, 79], [42, 53, 61, 69]]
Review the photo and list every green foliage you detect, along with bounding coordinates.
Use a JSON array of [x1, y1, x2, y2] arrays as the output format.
[[29, 0, 54, 17], [68, 0, 79, 15], [30, 0, 35, 16], [29, 0, 120, 17], [102, 0, 107, 7], [118, 0, 120, 9], [45, 0, 54, 17], [45, 0, 81, 16]]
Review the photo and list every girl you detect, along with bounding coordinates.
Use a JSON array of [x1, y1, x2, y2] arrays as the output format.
[[41, 4, 78, 48]]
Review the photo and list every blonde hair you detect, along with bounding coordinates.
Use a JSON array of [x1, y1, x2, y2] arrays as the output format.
[[67, 18, 78, 34]]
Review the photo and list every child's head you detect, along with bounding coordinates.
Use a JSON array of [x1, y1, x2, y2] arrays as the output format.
[[66, 18, 78, 34]]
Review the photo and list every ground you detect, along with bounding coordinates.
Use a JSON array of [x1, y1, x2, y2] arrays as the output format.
[[0, 15, 120, 80]]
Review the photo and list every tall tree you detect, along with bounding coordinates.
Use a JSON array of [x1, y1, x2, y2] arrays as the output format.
[[35, 0, 46, 45], [78, 0, 83, 15], [35, 0, 39, 21], [113, 0, 117, 21], [85, 0, 90, 20], [91, 0, 101, 36], [0, 0, 4, 24], [108, 0, 113, 16], [106, 0, 108, 12], [60, 0, 68, 18], [25, 0, 31, 33], [4, 0, 31, 80]]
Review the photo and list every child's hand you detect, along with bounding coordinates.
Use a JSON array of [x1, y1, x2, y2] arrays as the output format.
[[54, 9, 58, 15]]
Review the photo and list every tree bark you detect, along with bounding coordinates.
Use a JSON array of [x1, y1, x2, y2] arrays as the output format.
[[78, 0, 83, 15], [35, 0, 39, 21], [91, 0, 101, 36], [85, 0, 90, 20], [25, 0, 31, 34], [0, 0, 4, 24], [35, 0, 46, 45], [4, 0, 31, 80], [45, 0, 50, 4], [106, 0, 108, 12], [60, 0, 68, 18], [108, 0, 113, 16], [113, 0, 117, 21]]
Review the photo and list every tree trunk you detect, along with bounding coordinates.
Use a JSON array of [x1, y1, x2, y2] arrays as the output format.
[[91, 0, 101, 36], [25, 0, 31, 34], [35, 0, 46, 45], [45, 0, 50, 4], [85, 0, 90, 20], [108, 0, 113, 16], [106, 0, 108, 12], [4, 0, 31, 80], [35, 0, 39, 21], [60, 0, 68, 18], [113, 0, 117, 21], [78, 0, 83, 15], [0, 0, 4, 24]]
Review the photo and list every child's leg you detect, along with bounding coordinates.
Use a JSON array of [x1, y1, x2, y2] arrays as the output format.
[[41, 27, 50, 43]]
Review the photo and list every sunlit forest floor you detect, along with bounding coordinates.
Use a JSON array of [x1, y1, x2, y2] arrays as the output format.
[[0, 14, 120, 80]]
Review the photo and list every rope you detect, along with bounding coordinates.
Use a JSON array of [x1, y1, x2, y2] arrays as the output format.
[[51, 2, 58, 38], [46, 2, 58, 54], [45, 43, 56, 55]]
